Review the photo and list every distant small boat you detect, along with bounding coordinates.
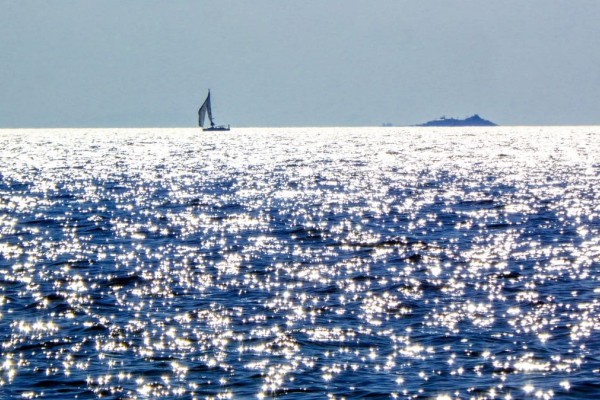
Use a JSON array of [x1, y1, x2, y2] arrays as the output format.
[[198, 90, 230, 131]]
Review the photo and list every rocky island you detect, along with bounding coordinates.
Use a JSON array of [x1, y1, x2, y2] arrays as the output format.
[[417, 114, 497, 127]]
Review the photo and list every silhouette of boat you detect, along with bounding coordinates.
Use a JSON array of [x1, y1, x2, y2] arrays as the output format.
[[198, 90, 230, 131]]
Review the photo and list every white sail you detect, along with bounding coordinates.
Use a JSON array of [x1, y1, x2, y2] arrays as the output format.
[[198, 92, 212, 127], [198, 102, 207, 127]]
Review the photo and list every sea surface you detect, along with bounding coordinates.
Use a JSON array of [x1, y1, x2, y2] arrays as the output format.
[[0, 127, 599, 399]]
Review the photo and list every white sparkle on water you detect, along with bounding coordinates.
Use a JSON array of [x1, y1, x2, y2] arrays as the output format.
[[0, 127, 599, 398]]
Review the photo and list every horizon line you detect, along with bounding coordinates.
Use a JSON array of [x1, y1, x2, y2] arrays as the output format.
[[2, 124, 600, 130]]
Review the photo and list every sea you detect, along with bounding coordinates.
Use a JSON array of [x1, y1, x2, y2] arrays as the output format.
[[0, 127, 599, 399]]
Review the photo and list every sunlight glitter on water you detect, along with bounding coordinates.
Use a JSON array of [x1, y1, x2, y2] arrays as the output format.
[[0, 127, 599, 398]]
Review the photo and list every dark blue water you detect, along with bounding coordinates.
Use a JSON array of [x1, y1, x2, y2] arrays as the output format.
[[1, 127, 599, 399]]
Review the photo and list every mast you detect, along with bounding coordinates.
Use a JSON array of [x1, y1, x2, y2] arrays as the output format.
[[206, 90, 214, 127]]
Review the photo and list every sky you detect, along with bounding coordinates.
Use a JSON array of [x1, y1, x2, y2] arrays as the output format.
[[1, 0, 600, 127]]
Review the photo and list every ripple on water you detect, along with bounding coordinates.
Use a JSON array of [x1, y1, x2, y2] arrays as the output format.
[[0, 127, 599, 398]]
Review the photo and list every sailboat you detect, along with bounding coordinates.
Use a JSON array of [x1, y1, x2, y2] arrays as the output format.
[[198, 90, 230, 131]]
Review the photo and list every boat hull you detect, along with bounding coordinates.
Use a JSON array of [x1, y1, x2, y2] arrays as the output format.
[[203, 125, 230, 132]]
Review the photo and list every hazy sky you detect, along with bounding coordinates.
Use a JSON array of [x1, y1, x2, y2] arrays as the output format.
[[1, 1, 600, 127]]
